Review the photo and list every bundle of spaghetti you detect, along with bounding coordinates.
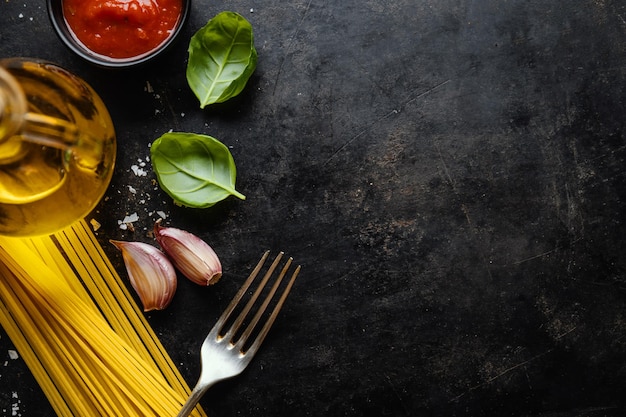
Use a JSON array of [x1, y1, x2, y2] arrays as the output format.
[[0, 222, 207, 417], [54, 220, 189, 387]]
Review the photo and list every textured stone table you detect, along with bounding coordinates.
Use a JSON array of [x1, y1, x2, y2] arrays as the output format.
[[1, 1, 626, 415]]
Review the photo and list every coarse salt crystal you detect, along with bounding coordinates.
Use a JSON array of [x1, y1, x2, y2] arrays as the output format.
[[122, 213, 139, 223], [131, 165, 147, 176], [12, 391, 20, 415]]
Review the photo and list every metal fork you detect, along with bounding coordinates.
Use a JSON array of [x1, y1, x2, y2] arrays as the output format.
[[176, 251, 301, 417]]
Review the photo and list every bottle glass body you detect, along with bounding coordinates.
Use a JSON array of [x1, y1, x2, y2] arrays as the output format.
[[0, 58, 116, 236]]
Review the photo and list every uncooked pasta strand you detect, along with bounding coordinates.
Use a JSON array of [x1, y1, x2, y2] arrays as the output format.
[[0, 262, 94, 416], [0, 243, 185, 416], [71, 220, 196, 398], [0, 223, 208, 417], [0, 269, 73, 416], [53, 226, 183, 394]]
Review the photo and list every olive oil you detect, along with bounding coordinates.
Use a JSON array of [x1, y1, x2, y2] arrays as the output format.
[[0, 58, 115, 236]]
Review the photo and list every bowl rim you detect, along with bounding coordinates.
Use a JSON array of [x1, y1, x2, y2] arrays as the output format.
[[46, 0, 190, 69]]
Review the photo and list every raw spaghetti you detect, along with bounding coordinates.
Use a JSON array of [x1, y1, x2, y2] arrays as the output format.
[[0, 219, 207, 417]]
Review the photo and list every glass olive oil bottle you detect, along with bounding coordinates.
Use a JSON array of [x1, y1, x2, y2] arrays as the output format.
[[0, 58, 115, 236]]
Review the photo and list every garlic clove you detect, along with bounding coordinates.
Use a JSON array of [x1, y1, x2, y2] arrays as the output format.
[[110, 240, 177, 311], [153, 221, 222, 286]]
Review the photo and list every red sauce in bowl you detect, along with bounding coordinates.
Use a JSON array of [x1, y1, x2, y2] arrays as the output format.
[[63, 0, 182, 59]]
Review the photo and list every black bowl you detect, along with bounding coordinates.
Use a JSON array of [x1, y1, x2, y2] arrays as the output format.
[[47, 0, 190, 69]]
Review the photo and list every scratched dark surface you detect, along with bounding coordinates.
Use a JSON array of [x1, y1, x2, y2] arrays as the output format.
[[2, 0, 626, 416]]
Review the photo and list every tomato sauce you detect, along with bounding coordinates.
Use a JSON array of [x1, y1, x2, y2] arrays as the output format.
[[63, 0, 182, 59]]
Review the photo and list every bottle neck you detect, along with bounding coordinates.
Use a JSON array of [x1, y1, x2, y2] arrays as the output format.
[[0, 66, 103, 169], [0, 66, 27, 145]]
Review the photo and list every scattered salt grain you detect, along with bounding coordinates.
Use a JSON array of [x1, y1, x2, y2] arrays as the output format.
[[127, 185, 137, 194], [12, 391, 20, 416], [156, 211, 168, 219], [121, 213, 139, 224], [131, 164, 147, 177], [118, 213, 140, 230], [8, 350, 19, 360]]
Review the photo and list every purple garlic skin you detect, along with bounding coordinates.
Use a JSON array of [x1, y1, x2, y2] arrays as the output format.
[[110, 240, 177, 311], [153, 221, 222, 286]]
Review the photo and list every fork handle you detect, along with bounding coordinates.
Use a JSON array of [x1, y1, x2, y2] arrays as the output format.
[[176, 383, 213, 417]]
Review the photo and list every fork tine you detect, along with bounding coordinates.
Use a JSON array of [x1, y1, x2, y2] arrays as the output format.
[[211, 250, 273, 339], [218, 251, 282, 341], [234, 255, 293, 351], [177, 251, 300, 417], [223, 251, 283, 339], [243, 262, 300, 356], [214, 249, 299, 357]]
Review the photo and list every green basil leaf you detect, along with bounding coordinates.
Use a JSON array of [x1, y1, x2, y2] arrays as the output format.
[[187, 11, 257, 108], [150, 132, 245, 208]]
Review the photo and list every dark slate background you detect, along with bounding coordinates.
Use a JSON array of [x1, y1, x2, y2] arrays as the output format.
[[1, 0, 626, 416]]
